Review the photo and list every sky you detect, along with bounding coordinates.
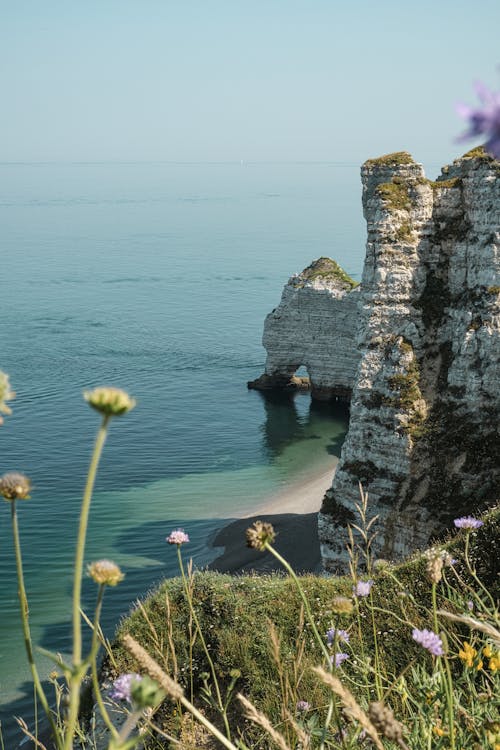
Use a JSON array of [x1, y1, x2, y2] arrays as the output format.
[[1, 0, 499, 168]]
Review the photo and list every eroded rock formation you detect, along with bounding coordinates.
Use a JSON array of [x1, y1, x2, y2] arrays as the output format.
[[254, 149, 500, 571]]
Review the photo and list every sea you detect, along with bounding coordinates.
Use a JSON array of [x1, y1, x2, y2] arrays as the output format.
[[0, 161, 366, 745]]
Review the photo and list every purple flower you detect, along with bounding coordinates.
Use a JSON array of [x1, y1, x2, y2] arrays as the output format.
[[467, 600, 474, 611], [412, 628, 444, 657], [166, 529, 190, 545], [296, 700, 310, 712], [110, 673, 142, 702], [354, 580, 373, 597], [331, 652, 349, 667], [453, 516, 483, 530], [456, 81, 500, 159], [326, 628, 350, 646]]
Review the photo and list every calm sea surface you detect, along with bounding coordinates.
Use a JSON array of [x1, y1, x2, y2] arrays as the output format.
[[0, 162, 365, 744]]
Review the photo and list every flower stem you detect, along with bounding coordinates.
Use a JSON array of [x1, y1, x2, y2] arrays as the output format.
[[176, 546, 232, 740], [11, 501, 63, 749], [89, 586, 119, 740], [65, 414, 110, 750]]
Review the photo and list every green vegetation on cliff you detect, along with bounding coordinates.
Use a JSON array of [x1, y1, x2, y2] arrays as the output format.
[[299, 256, 359, 290]]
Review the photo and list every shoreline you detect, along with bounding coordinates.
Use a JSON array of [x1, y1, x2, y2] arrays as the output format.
[[208, 461, 337, 575]]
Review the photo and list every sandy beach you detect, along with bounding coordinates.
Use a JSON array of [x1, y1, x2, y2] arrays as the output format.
[[208, 462, 337, 575]]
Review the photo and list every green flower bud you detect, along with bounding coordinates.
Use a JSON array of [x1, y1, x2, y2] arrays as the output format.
[[130, 675, 166, 709]]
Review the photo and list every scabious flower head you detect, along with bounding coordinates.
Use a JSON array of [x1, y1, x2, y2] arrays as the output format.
[[245, 520, 276, 550], [296, 700, 310, 712], [166, 529, 190, 545], [412, 628, 444, 656], [110, 673, 142, 702], [331, 596, 354, 615], [0, 472, 31, 501], [453, 516, 483, 530], [456, 81, 500, 160], [0, 371, 15, 424], [354, 580, 373, 597], [331, 652, 349, 667], [83, 386, 136, 417], [326, 628, 350, 646], [88, 559, 124, 586]]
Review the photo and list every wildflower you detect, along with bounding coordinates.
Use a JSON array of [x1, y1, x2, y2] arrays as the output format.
[[354, 580, 373, 597], [0, 371, 15, 424], [331, 652, 349, 667], [296, 700, 310, 712], [245, 520, 276, 550], [456, 81, 500, 159], [433, 725, 447, 737], [458, 641, 482, 669], [426, 552, 444, 584], [453, 516, 483, 530], [368, 701, 405, 742], [331, 596, 354, 615], [166, 529, 190, 545], [412, 628, 444, 656], [326, 628, 350, 646], [83, 386, 136, 417], [111, 673, 142, 702], [88, 559, 124, 586], [0, 472, 31, 501], [467, 600, 474, 611]]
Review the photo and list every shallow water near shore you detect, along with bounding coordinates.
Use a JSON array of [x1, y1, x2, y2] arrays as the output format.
[[0, 161, 364, 744]]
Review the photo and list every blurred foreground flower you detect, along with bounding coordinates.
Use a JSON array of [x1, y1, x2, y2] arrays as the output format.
[[88, 559, 124, 586], [456, 80, 500, 159], [0, 472, 31, 501], [454, 516, 483, 530], [0, 371, 15, 425], [246, 520, 276, 550], [166, 529, 190, 545], [412, 628, 444, 656], [354, 580, 373, 597], [111, 673, 142, 702], [84, 386, 136, 417]]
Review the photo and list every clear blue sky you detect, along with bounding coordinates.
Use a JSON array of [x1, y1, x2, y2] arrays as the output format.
[[1, 0, 499, 167]]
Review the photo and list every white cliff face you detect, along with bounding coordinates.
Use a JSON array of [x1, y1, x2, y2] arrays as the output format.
[[252, 149, 499, 572], [319, 149, 500, 572], [248, 257, 361, 400]]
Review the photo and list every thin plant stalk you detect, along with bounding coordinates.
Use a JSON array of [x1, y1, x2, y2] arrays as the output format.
[[65, 414, 110, 750], [11, 500, 63, 749], [262, 543, 344, 749], [176, 545, 232, 740], [89, 585, 120, 740]]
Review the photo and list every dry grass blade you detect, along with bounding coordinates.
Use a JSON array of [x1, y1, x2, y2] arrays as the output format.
[[15, 717, 48, 749], [122, 634, 184, 700], [284, 709, 310, 749], [436, 610, 500, 646], [237, 693, 293, 750], [312, 667, 386, 750]]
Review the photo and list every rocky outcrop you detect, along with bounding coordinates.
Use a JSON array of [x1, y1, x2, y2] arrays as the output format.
[[255, 149, 500, 571], [248, 257, 360, 400]]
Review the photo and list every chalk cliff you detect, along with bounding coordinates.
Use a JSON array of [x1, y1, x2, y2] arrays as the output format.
[[253, 148, 500, 571]]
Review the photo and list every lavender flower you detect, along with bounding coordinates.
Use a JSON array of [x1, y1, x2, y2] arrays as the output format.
[[453, 516, 483, 530], [110, 673, 142, 702], [326, 628, 350, 646], [331, 652, 349, 667], [412, 628, 444, 656], [467, 600, 474, 611], [456, 81, 500, 159], [166, 529, 190, 545], [354, 580, 373, 597], [296, 700, 310, 712]]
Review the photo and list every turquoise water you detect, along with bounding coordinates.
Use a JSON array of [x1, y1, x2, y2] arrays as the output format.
[[0, 162, 365, 743]]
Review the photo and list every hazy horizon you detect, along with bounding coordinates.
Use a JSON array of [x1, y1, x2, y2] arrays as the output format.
[[2, 1, 499, 170]]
